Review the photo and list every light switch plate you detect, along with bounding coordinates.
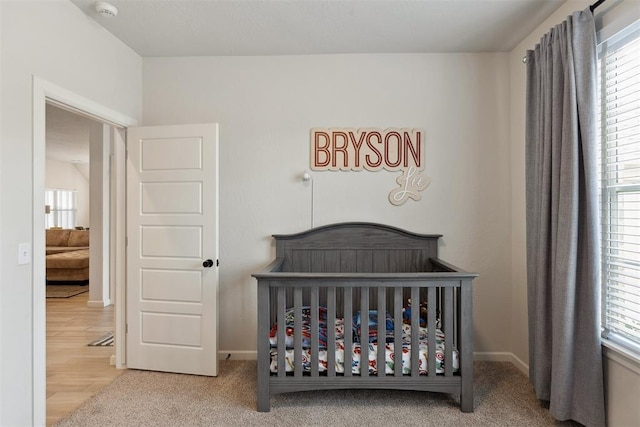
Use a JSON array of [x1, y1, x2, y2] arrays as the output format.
[[18, 243, 31, 265]]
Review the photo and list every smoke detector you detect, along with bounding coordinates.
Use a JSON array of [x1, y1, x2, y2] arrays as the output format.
[[94, 1, 118, 18]]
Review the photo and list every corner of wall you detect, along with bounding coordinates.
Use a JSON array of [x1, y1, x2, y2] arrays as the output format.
[[474, 352, 529, 376]]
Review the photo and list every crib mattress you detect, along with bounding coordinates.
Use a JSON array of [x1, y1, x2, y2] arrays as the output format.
[[270, 339, 458, 375], [269, 308, 457, 375]]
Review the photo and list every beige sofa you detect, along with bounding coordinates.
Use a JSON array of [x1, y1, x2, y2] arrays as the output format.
[[45, 229, 90, 282], [46, 229, 89, 254]]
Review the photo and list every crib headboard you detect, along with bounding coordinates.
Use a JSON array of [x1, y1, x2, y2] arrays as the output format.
[[273, 222, 442, 273]]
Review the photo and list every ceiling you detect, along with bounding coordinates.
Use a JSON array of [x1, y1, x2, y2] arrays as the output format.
[[69, 0, 566, 56], [52, 0, 566, 163], [46, 104, 93, 165]]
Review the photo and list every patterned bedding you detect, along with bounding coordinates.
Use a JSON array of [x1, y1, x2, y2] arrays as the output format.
[[269, 307, 458, 375]]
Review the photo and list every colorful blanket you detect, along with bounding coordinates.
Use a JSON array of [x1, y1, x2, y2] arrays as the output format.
[[269, 338, 458, 375], [268, 307, 455, 375], [269, 307, 345, 349], [269, 307, 442, 348]]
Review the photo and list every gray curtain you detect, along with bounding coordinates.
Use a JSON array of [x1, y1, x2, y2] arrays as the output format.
[[525, 9, 605, 427]]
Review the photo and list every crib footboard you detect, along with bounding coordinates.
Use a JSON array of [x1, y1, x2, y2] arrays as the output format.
[[255, 276, 474, 412]]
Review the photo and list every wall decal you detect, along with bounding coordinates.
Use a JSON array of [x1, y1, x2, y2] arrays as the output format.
[[310, 128, 429, 205], [388, 166, 431, 206]]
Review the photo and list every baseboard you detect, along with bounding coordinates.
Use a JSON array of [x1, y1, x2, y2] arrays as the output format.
[[219, 351, 257, 361], [87, 299, 111, 308], [474, 352, 529, 376], [508, 353, 529, 376]]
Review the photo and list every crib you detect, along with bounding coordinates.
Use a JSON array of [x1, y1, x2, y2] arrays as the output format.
[[252, 222, 477, 412]]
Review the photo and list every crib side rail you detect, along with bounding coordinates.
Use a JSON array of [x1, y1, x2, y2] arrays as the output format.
[[253, 271, 478, 281], [257, 277, 473, 377], [255, 276, 475, 413]]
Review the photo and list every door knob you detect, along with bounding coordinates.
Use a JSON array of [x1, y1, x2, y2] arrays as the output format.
[[203, 259, 214, 268]]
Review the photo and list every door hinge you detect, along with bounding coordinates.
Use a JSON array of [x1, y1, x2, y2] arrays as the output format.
[[126, 324, 128, 334]]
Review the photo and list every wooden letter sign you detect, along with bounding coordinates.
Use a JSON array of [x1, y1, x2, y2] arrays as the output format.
[[310, 128, 430, 205]]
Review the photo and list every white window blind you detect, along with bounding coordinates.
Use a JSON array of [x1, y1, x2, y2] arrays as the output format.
[[598, 20, 640, 353], [45, 189, 77, 229]]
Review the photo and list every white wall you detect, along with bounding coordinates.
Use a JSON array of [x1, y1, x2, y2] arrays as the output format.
[[143, 53, 512, 357], [0, 0, 141, 424], [45, 158, 90, 227], [509, 1, 640, 425], [88, 123, 110, 307]]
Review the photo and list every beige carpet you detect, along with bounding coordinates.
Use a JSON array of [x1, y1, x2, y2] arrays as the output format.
[[54, 361, 580, 427]]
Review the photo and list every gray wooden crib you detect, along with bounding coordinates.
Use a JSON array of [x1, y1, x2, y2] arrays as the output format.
[[252, 222, 477, 412]]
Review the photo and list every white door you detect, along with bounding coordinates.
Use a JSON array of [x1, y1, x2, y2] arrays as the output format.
[[126, 123, 219, 376]]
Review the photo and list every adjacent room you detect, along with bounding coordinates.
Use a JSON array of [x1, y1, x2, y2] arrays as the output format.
[[1, 1, 639, 426], [44, 104, 120, 425]]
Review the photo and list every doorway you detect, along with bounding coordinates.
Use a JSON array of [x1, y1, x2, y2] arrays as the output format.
[[44, 104, 118, 425], [32, 79, 220, 425], [32, 77, 136, 426]]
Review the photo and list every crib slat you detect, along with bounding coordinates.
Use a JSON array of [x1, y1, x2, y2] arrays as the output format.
[[310, 286, 319, 377], [427, 287, 436, 377], [460, 280, 474, 412], [361, 286, 369, 377], [277, 287, 286, 378], [444, 286, 453, 377], [377, 287, 386, 377], [344, 287, 353, 377], [257, 283, 270, 412], [411, 286, 419, 377], [455, 287, 460, 357], [327, 287, 336, 377], [394, 287, 403, 377], [294, 287, 303, 377]]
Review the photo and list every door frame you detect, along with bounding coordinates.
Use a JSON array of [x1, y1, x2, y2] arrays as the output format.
[[32, 76, 137, 425]]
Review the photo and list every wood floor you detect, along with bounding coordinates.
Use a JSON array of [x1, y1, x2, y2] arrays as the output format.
[[46, 290, 122, 426]]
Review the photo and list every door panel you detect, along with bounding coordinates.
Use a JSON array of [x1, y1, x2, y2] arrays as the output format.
[[141, 226, 202, 258], [141, 269, 202, 302], [126, 123, 218, 376], [141, 136, 202, 170], [141, 182, 202, 213]]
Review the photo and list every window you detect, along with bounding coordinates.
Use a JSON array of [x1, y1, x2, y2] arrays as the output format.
[[45, 189, 77, 229], [598, 20, 640, 353]]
